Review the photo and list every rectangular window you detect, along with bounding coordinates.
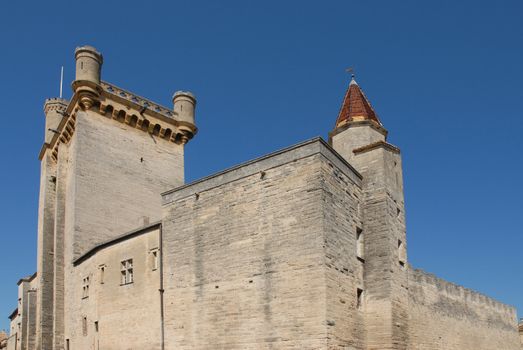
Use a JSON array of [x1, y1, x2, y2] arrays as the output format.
[[82, 276, 90, 299], [357, 288, 364, 310], [94, 321, 99, 332], [151, 249, 159, 271], [66, 339, 70, 350], [356, 227, 364, 261], [82, 316, 88, 336], [120, 259, 133, 285]]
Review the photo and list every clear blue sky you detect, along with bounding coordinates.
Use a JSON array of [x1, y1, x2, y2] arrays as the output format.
[[0, 0, 522, 331]]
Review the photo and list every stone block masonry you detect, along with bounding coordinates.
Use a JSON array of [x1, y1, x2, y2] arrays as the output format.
[[408, 268, 520, 350], [162, 138, 365, 349]]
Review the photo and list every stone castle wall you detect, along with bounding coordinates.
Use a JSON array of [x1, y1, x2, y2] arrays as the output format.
[[408, 267, 519, 350], [66, 226, 161, 349], [161, 139, 362, 349]]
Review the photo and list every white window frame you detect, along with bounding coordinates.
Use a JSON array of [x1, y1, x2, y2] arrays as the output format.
[[120, 259, 134, 285]]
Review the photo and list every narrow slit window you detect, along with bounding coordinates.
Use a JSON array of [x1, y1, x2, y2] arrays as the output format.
[[356, 227, 364, 261], [99, 265, 105, 284], [151, 249, 159, 271], [398, 240, 406, 267], [357, 288, 364, 310], [82, 317, 88, 336]]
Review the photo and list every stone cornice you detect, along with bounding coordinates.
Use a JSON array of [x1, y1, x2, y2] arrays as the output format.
[[353, 140, 400, 155], [39, 81, 198, 162]]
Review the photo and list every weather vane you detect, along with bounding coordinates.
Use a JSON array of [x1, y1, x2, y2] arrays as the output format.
[[345, 67, 355, 79]]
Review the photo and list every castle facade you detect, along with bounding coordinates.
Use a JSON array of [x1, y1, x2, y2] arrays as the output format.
[[6, 46, 521, 350]]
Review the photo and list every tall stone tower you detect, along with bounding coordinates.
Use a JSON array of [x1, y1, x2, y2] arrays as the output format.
[[329, 76, 409, 349], [35, 45, 197, 350]]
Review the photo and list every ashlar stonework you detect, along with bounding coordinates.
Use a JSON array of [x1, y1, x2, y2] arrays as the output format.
[[6, 46, 522, 350]]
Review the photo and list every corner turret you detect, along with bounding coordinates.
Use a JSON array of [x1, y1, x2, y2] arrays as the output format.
[[72, 45, 103, 110], [43, 98, 68, 145], [172, 91, 197, 144]]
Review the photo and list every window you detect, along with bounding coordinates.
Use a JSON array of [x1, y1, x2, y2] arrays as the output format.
[[121, 259, 133, 285], [82, 276, 90, 299], [398, 240, 406, 267], [357, 288, 364, 310], [151, 249, 159, 271], [356, 227, 364, 261], [66, 339, 70, 350], [356, 288, 364, 310], [82, 316, 88, 336], [99, 265, 106, 284], [94, 321, 99, 332]]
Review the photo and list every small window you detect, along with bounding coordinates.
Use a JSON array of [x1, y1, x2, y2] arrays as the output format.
[[94, 321, 99, 332], [357, 288, 364, 310], [356, 227, 364, 261], [151, 249, 159, 271], [82, 317, 88, 336], [99, 265, 105, 284], [66, 339, 70, 350], [121, 259, 134, 285], [82, 276, 90, 299], [398, 240, 406, 267]]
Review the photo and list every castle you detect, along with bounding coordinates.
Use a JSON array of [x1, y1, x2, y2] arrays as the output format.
[[5, 46, 522, 350]]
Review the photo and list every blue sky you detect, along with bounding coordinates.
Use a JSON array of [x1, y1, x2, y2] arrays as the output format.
[[0, 0, 522, 331]]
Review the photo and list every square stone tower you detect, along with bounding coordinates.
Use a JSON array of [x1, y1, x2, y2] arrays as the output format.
[[36, 46, 197, 350], [329, 76, 409, 349]]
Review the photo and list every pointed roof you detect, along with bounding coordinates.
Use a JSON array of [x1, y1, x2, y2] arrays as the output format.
[[335, 76, 382, 128]]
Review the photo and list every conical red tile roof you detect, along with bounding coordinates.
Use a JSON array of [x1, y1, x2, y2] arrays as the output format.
[[335, 77, 382, 128]]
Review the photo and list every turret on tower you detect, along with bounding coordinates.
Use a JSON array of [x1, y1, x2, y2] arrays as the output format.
[[329, 76, 390, 169], [43, 98, 68, 145], [72, 46, 103, 110], [173, 91, 197, 144]]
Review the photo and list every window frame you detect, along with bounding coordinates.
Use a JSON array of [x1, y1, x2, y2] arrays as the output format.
[[120, 259, 134, 285]]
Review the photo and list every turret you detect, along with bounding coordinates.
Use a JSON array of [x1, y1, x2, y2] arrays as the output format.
[[43, 98, 68, 145], [329, 76, 388, 169], [72, 45, 103, 110], [330, 76, 409, 349], [172, 91, 197, 144]]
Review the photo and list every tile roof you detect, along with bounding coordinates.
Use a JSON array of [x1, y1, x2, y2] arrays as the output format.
[[335, 77, 382, 128]]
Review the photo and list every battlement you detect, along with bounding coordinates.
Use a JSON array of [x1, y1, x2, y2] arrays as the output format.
[[100, 81, 176, 119], [43, 98, 68, 114], [40, 45, 198, 162]]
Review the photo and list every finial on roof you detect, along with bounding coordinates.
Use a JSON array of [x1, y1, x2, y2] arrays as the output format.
[[346, 67, 358, 85]]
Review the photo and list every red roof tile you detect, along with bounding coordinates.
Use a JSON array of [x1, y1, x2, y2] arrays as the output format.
[[335, 78, 382, 128]]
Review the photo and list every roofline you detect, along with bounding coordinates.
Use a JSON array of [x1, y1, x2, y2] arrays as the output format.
[[73, 221, 161, 265], [162, 137, 363, 205], [17, 272, 37, 286]]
